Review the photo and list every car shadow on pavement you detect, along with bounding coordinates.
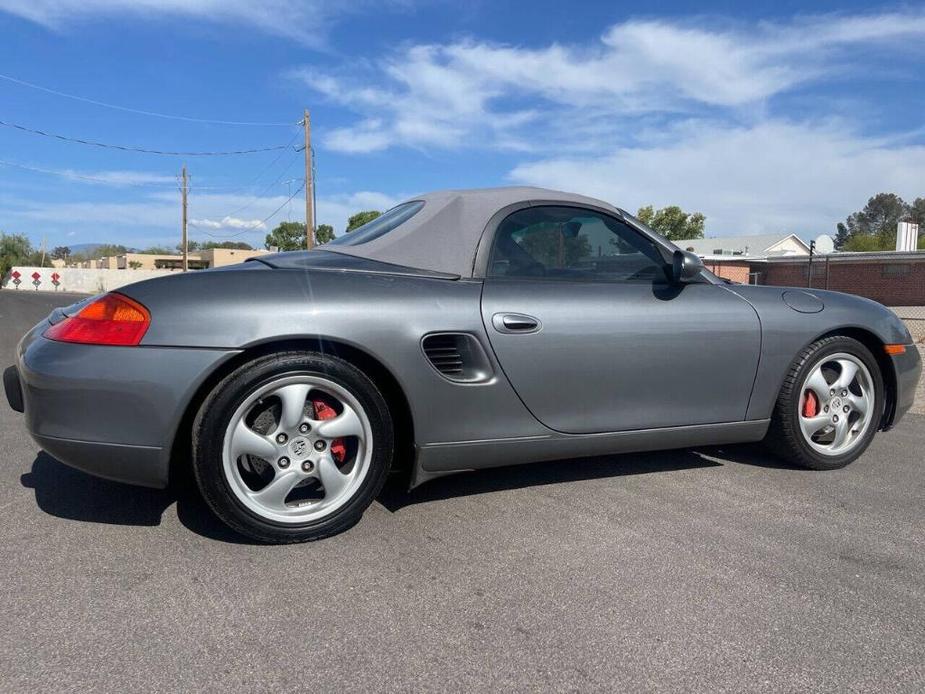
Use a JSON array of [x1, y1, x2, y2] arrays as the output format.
[[20, 452, 255, 544], [21, 445, 795, 539], [379, 444, 801, 511]]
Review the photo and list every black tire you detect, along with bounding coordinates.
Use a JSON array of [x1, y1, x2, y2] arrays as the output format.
[[764, 335, 883, 470], [192, 351, 394, 543]]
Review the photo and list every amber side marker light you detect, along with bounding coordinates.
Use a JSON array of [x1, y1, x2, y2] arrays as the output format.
[[44, 293, 151, 346], [883, 344, 907, 356]]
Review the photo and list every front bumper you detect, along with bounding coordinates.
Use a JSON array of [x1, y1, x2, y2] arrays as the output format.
[[9, 323, 238, 488], [889, 344, 922, 426]]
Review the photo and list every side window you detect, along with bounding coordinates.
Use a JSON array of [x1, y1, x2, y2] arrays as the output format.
[[488, 206, 669, 283]]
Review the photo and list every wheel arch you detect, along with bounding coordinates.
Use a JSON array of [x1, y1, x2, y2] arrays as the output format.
[[808, 326, 897, 430], [167, 337, 416, 487]]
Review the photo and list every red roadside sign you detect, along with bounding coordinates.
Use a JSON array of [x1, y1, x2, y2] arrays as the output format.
[[51, 272, 60, 282], [11, 270, 20, 280], [31, 271, 41, 281]]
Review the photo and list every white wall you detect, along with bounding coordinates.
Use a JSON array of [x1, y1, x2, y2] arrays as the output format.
[[1, 266, 177, 294], [897, 222, 919, 252], [766, 236, 809, 256]]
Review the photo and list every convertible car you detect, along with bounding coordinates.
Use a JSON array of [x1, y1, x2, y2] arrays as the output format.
[[5, 187, 921, 542]]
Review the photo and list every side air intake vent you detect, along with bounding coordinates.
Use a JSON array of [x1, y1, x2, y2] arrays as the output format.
[[422, 333, 493, 383]]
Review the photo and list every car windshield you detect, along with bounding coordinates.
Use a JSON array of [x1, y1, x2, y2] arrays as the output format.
[[327, 201, 425, 246]]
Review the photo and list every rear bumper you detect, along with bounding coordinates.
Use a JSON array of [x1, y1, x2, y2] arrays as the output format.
[[4, 365, 23, 413], [33, 434, 168, 488], [889, 344, 922, 426], [9, 323, 238, 489]]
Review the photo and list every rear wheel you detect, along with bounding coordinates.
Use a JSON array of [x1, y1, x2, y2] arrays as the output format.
[[765, 336, 883, 470], [193, 351, 393, 543]]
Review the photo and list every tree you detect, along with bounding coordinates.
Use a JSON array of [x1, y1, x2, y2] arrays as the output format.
[[837, 193, 908, 250], [177, 240, 201, 252], [94, 244, 129, 258], [315, 224, 335, 245], [128, 260, 143, 270], [200, 241, 254, 250], [51, 246, 71, 260], [346, 210, 381, 232], [842, 234, 885, 252], [1, 232, 34, 277], [264, 221, 307, 251], [520, 223, 591, 267], [834, 222, 851, 251], [636, 205, 705, 241], [909, 198, 925, 249], [141, 246, 174, 255]]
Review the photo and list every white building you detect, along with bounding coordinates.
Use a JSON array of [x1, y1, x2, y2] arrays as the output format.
[[674, 233, 815, 258]]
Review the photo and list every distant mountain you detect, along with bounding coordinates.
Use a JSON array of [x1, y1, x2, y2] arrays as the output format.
[[67, 243, 105, 254]]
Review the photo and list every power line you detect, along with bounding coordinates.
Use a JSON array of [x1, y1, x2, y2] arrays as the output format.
[[0, 118, 293, 156], [187, 130, 301, 195], [194, 180, 306, 238], [0, 72, 297, 127], [0, 156, 294, 191], [213, 150, 302, 218], [0, 157, 178, 187]]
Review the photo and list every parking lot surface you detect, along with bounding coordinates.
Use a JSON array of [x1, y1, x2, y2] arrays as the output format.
[[1, 290, 924, 692]]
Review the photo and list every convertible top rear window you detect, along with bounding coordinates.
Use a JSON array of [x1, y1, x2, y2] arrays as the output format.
[[327, 201, 425, 247]]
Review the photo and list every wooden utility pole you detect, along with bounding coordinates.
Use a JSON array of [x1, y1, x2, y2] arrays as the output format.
[[181, 164, 189, 272], [303, 109, 315, 249]]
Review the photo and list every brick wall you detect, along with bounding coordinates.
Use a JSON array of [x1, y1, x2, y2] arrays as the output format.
[[760, 257, 925, 305], [705, 260, 751, 284]]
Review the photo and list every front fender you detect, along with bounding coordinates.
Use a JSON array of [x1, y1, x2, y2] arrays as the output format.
[[726, 285, 914, 423]]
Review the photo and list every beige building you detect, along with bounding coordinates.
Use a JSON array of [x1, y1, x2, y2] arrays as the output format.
[[200, 248, 270, 268], [77, 248, 269, 271]]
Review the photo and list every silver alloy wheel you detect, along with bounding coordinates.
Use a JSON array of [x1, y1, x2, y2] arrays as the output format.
[[221, 374, 373, 524], [798, 352, 875, 457]]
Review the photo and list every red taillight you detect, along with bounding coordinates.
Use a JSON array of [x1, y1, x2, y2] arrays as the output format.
[[44, 293, 150, 346]]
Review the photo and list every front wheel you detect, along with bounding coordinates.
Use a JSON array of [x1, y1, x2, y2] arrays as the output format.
[[192, 351, 394, 543], [765, 336, 883, 470]]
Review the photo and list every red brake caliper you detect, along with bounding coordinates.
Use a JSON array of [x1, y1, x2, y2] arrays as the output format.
[[802, 390, 819, 418], [313, 399, 347, 464]]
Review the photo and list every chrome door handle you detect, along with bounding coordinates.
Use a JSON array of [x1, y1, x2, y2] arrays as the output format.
[[492, 313, 542, 334]]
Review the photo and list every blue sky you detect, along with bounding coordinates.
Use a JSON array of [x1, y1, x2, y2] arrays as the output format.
[[1, 0, 924, 250]]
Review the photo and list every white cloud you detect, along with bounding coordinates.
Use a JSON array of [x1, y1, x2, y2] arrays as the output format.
[[190, 216, 267, 231], [325, 120, 393, 154], [293, 10, 925, 153], [289, 10, 925, 237], [58, 168, 176, 187], [509, 120, 925, 236], [0, 159, 176, 187], [1, 187, 399, 246], [0, 0, 409, 45]]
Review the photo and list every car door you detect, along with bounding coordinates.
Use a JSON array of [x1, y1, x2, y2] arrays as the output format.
[[479, 204, 761, 434]]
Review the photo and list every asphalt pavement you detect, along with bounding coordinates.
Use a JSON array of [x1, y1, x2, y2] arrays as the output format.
[[1, 289, 924, 692]]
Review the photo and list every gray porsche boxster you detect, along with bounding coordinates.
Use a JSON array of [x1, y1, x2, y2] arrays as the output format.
[[5, 187, 921, 542]]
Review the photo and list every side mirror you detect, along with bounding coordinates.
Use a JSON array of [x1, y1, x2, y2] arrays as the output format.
[[672, 249, 704, 283]]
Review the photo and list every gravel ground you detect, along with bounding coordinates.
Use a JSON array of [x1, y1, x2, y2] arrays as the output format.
[[2, 290, 924, 693]]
